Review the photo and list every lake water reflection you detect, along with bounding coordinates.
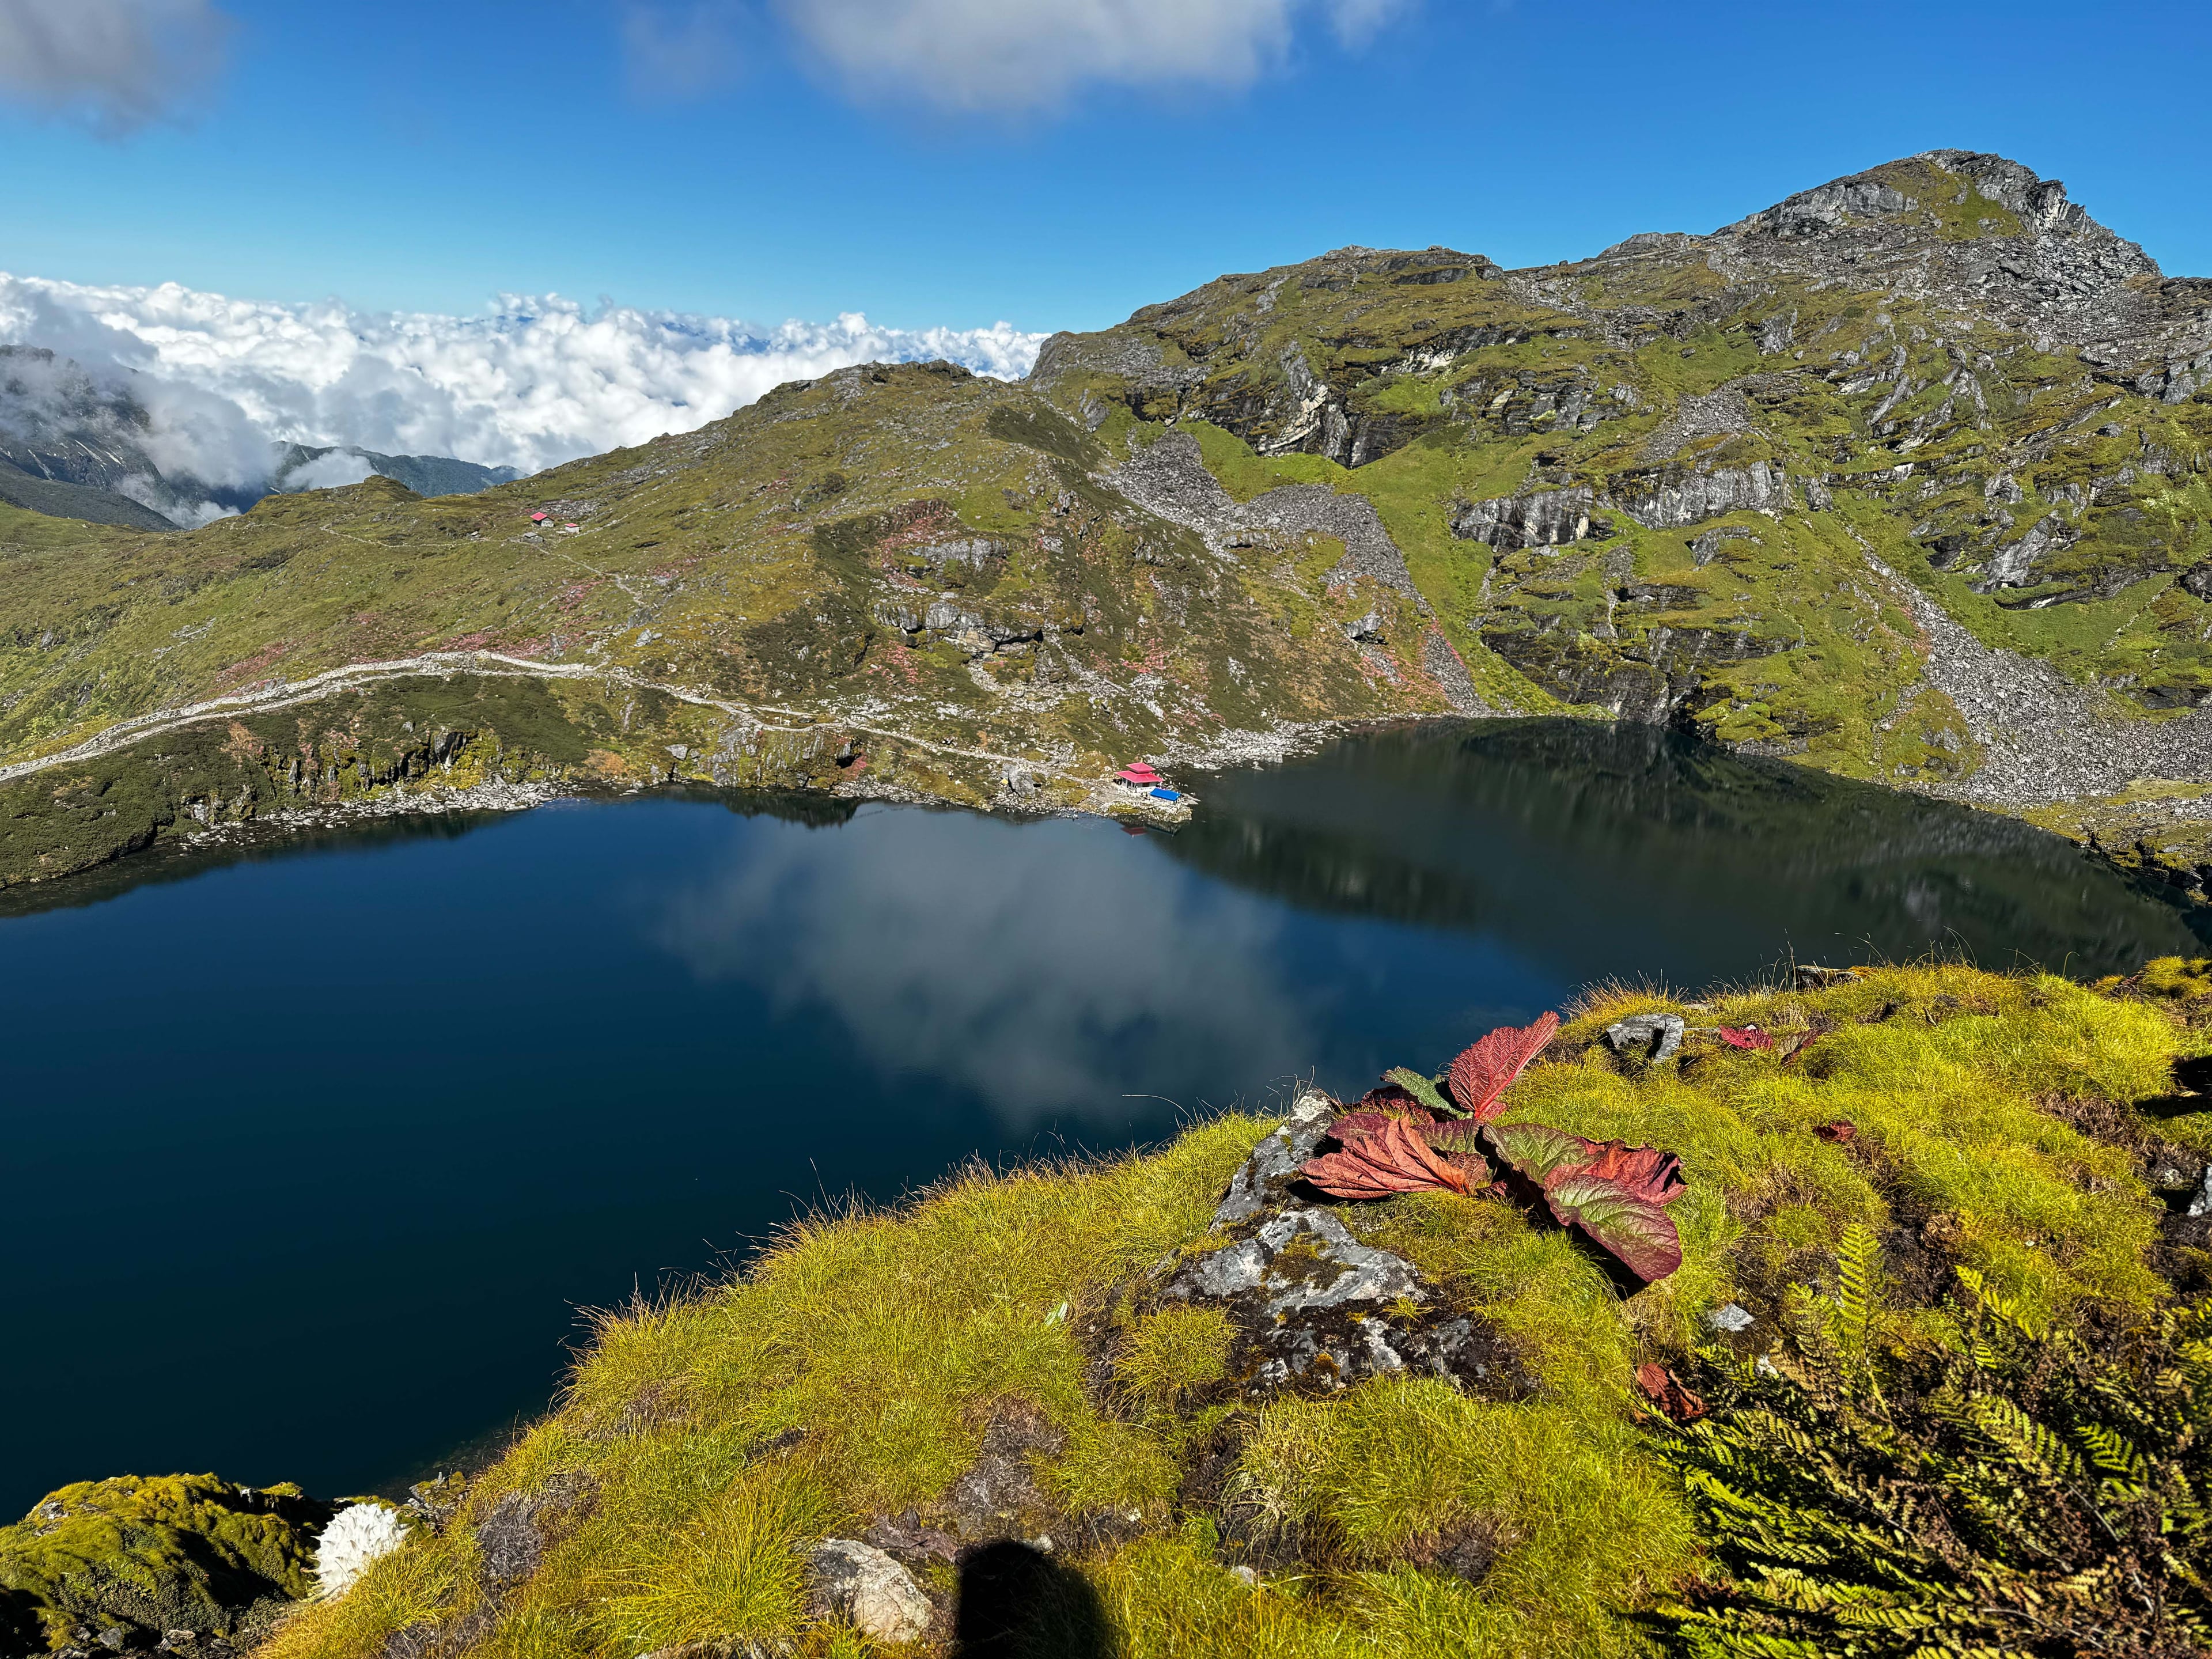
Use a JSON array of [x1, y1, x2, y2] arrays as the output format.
[[0, 721, 2196, 1510]]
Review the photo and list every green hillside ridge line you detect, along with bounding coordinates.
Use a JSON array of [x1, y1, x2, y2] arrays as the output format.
[[18, 958, 2212, 1657], [5, 148, 2212, 896], [0, 645, 1166, 815]]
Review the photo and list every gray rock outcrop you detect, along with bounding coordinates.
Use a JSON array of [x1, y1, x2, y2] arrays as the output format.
[[1449, 486, 1604, 550], [1107, 431, 1426, 605], [1151, 1092, 1524, 1399], [1606, 1013, 1686, 1063], [805, 1539, 934, 1644]]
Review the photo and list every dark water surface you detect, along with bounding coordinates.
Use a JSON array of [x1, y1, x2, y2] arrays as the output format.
[[1, 721, 2199, 1510]]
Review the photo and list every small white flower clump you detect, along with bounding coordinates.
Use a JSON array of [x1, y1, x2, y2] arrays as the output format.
[[315, 1503, 411, 1599]]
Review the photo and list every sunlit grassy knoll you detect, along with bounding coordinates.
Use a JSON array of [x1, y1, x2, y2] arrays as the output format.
[[262, 961, 2212, 1659]]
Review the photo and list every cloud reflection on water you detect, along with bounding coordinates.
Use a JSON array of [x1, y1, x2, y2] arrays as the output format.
[[654, 808, 1312, 1124]]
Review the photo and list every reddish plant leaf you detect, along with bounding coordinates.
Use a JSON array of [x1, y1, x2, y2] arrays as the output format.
[[1332, 1102, 1438, 1144], [1570, 1141, 1687, 1207], [1633, 1362, 1707, 1423], [1421, 1119, 1491, 1184], [1813, 1119, 1857, 1143], [1542, 1172, 1683, 1285], [1717, 1026, 1775, 1051], [1442, 1150, 1493, 1183], [1302, 1116, 1471, 1200], [1422, 1119, 1487, 1154], [1482, 1120, 1596, 1186], [1349, 1085, 1437, 1119], [1445, 1012, 1562, 1122], [1781, 1033, 1821, 1066]]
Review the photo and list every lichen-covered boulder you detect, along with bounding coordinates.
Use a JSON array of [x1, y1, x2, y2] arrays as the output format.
[[0, 1475, 331, 1655], [805, 1538, 934, 1644], [1143, 1091, 1526, 1399]]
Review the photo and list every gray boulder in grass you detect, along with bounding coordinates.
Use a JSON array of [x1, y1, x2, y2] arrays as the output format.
[[806, 1538, 934, 1643], [1607, 1013, 1685, 1063]]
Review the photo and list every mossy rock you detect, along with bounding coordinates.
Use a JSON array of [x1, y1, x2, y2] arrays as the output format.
[[2095, 955, 2212, 1005], [2141, 957, 2212, 1001], [0, 1475, 331, 1653]]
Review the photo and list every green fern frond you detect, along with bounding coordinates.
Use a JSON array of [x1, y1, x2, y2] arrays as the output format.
[[2078, 1421, 2149, 1486], [1835, 1224, 1880, 1358]]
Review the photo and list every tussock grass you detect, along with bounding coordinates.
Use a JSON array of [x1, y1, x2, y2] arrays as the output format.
[[262, 962, 2209, 1659]]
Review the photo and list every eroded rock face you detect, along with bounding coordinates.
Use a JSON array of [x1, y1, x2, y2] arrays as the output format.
[[1108, 431, 1426, 605], [1450, 487, 1606, 551], [1148, 1093, 1525, 1401], [1613, 461, 1790, 531]]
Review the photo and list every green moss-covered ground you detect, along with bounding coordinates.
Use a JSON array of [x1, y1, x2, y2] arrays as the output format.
[[234, 959, 2212, 1659], [0, 1475, 330, 1652]]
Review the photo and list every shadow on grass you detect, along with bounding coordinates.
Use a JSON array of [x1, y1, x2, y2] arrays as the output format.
[[953, 1541, 1118, 1659]]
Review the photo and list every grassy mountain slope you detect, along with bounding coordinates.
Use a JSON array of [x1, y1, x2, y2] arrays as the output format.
[[4, 150, 2211, 891], [215, 960, 2212, 1659]]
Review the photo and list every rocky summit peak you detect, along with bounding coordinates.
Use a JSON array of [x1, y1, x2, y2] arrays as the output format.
[[1705, 150, 2162, 348], [1726, 150, 2140, 259]]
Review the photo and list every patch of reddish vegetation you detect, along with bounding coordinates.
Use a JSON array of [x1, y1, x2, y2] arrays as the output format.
[[872, 639, 923, 687], [557, 581, 598, 612], [1354, 649, 1404, 685], [873, 501, 959, 557], [444, 631, 499, 652], [212, 641, 287, 692]]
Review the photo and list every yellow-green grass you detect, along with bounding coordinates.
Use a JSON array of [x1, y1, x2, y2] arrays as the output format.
[[261, 962, 2209, 1659]]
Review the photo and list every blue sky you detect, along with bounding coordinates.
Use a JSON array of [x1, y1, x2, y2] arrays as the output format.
[[5, 0, 2210, 336]]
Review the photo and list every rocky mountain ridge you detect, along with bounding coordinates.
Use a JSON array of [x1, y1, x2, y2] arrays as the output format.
[[1, 150, 2208, 897]]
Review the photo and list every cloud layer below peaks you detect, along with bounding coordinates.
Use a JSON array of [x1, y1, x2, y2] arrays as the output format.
[[0, 268, 1047, 486]]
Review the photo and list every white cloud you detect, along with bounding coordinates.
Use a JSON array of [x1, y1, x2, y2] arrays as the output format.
[[0, 268, 1048, 483], [282, 449, 379, 491], [654, 809, 1309, 1124], [622, 2, 747, 100], [0, 0, 228, 132], [772, 0, 1411, 111]]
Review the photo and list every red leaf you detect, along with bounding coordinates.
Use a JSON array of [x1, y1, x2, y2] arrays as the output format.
[[1422, 1119, 1487, 1154], [1332, 1104, 1437, 1145], [1482, 1120, 1596, 1185], [1813, 1119, 1857, 1143], [1301, 1117, 1471, 1200], [1445, 1013, 1562, 1123], [1443, 1150, 1492, 1183], [1717, 1026, 1774, 1051], [1781, 1033, 1821, 1066], [1543, 1172, 1683, 1285], [1569, 1141, 1687, 1206], [1421, 1119, 1491, 1185], [1633, 1362, 1707, 1423], [1350, 1085, 1437, 1121]]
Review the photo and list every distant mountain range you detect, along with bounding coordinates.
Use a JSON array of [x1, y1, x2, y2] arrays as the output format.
[[1, 150, 2209, 902], [0, 344, 521, 530]]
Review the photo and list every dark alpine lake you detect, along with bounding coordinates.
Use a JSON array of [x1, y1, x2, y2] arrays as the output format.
[[2, 721, 2202, 1510]]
